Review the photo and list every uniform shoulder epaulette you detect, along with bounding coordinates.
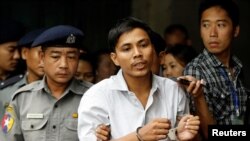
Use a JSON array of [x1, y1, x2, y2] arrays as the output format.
[[11, 81, 40, 100], [0, 74, 24, 89], [71, 79, 93, 95], [80, 80, 93, 88]]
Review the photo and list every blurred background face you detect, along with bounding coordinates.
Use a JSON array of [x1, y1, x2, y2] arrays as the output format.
[[22, 46, 44, 77], [75, 60, 95, 83], [42, 47, 79, 84], [95, 53, 117, 82], [165, 30, 187, 47], [162, 53, 184, 78], [0, 42, 20, 73]]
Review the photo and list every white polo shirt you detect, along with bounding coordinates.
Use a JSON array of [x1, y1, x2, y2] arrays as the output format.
[[78, 70, 189, 141]]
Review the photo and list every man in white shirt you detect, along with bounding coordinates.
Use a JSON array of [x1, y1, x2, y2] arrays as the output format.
[[78, 17, 202, 141]]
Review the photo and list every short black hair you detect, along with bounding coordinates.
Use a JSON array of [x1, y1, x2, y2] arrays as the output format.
[[79, 53, 95, 72], [163, 24, 189, 40], [92, 48, 111, 71], [199, 0, 239, 27], [165, 44, 198, 66], [79, 53, 94, 64], [151, 31, 166, 55], [108, 17, 154, 52]]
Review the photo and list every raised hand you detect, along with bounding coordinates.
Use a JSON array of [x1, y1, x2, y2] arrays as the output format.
[[177, 115, 200, 141]]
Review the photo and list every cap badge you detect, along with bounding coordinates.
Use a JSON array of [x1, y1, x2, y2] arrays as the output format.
[[66, 34, 76, 44]]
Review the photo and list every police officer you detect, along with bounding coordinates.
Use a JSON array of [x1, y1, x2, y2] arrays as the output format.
[[1, 25, 91, 141], [0, 28, 46, 120], [0, 19, 25, 88]]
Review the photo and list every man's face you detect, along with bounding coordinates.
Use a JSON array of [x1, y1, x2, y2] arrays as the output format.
[[22, 46, 44, 78], [0, 42, 20, 73], [200, 6, 239, 56], [110, 28, 154, 79], [75, 60, 95, 83], [96, 54, 117, 81], [41, 47, 79, 85]]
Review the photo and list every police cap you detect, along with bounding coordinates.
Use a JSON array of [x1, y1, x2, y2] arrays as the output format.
[[17, 28, 47, 48], [0, 19, 25, 44], [31, 25, 84, 48]]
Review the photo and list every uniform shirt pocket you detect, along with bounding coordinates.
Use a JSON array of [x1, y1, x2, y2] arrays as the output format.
[[21, 118, 48, 141], [65, 118, 78, 131], [62, 118, 78, 141]]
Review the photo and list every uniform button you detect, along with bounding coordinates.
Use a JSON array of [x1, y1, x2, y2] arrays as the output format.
[[53, 125, 56, 129], [55, 104, 58, 108], [30, 125, 34, 128]]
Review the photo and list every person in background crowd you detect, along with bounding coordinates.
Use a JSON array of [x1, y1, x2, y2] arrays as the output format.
[[184, 0, 248, 139], [93, 49, 119, 83], [1, 25, 91, 141], [0, 28, 46, 120], [75, 53, 95, 83], [162, 44, 197, 78], [163, 23, 192, 48], [150, 31, 166, 76], [78, 17, 201, 141], [0, 19, 25, 89]]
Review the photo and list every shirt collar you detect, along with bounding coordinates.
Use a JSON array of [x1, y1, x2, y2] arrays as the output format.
[[203, 49, 222, 67], [68, 78, 86, 95], [33, 76, 84, 95], [203, 48, 243, 69], [110, 69, 159, 93]]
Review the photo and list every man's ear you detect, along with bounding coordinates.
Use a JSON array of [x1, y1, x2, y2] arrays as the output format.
[[39, 48, 45, 64], [110, 52, 119, 66], [159, 51, 165, 59], [234, 25, 240, 37], [21, 47, 29, 60], [159, 51, 166, 65]]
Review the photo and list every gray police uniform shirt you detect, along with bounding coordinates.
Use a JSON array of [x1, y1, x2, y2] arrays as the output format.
[[0, 74, 26, 120], [0, 74, 24, 89], [0, 128, 6, 141], [1, 78, 91, 141]]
